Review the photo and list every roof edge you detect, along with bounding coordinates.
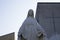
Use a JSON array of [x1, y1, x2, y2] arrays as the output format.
[[37, 2, 60, 4]]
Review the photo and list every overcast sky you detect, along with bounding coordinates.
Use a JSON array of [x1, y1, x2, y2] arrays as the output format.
[[0, 0, 60, 40]]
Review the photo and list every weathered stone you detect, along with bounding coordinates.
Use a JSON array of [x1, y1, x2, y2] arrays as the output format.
[[18, 9, 47, 40]]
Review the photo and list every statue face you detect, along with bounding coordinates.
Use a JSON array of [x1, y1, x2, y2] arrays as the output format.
[[28, 9, 34, 18]]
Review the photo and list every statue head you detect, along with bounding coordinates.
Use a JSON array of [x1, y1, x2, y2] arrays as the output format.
[[27, 9, 34, 18]]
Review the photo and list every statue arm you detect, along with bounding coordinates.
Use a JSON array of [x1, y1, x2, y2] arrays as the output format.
[[36, 23, 47, 37], [18, 25, 24, 40]]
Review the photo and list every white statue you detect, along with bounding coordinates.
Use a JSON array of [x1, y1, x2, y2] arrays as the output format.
[[18, 9, 48, 40]]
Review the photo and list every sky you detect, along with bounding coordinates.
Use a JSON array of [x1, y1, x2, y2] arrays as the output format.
[[0, 0, 60, 40]]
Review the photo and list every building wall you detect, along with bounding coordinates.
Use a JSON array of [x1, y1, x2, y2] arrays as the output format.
[[35, 2, 60, 39], [0, 32, 15, 40]]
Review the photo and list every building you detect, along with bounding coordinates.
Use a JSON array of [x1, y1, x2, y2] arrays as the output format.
[[35, 2, 60, 39], [0, 32, 15, 40]]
